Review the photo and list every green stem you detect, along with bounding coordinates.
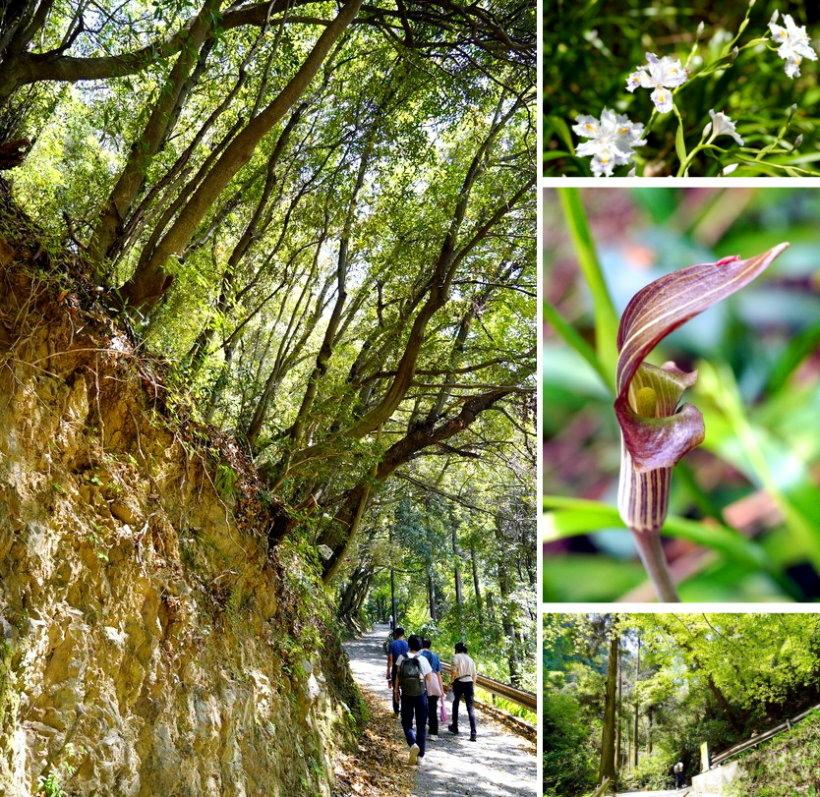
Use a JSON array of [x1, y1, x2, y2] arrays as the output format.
[[631, 530, 680, 602]]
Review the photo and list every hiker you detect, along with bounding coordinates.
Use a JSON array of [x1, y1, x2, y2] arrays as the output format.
[[673, 760, 684, 788], [448, 641, 478, 741], [420, 637, 445, 737], [394, 634, 435, 766], [386, 627, 409, 715]]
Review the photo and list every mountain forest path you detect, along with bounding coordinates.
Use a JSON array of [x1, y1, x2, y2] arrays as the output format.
[[344, 625, 537, 797], [616, 790, 691, 796]]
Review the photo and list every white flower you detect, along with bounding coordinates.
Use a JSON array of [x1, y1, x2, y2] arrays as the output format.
[[722, 163, 739, 175], [573, 109, 646, 177], [703, 109, 744, 146], [769, 11, 817, 78], [626, 52, 688, 113]]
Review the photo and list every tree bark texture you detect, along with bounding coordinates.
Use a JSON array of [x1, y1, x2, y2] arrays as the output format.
[[599, 630, 619, 786]]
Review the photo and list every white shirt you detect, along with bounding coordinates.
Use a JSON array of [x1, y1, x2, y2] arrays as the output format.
[[450, 652, 477, 682]]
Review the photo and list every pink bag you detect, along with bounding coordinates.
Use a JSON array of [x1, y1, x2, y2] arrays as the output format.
[[439, 700, 448, 722]]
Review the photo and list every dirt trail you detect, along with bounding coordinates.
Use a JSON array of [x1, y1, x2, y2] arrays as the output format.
[[344, 625, 537, 797]]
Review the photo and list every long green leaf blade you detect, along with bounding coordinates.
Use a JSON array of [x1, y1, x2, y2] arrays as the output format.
[[557, 187, 619, 378]]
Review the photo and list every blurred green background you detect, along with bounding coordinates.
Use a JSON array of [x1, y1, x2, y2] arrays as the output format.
[[544, 0, 820, 176], [543, 186, 820, 602]]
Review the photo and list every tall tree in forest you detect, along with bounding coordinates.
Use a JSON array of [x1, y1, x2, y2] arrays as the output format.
[[599, 618, 619, 787]]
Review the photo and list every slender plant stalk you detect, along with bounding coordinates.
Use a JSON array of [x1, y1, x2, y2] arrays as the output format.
[[630, 528, 680, 603]]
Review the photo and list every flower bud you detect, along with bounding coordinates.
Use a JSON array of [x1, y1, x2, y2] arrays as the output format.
[[697, 21, 705, 37], [794, 134, 804, 148], [748, 0, 755, 8], [722, 163, 739, 175], [731, 47, 739, 60]]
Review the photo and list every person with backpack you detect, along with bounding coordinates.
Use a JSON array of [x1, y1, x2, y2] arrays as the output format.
[[420, 637, 444, 737], [448, 641, 478, 741], [386, 627, 409, 715], [394, 634, 435, 766]]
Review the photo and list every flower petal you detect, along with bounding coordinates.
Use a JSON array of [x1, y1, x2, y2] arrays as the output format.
[[650, 87, 674, 113], [614, 244, 789, 467]]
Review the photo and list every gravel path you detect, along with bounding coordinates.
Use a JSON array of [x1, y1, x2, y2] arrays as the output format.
[[344, 625, 537, 797]]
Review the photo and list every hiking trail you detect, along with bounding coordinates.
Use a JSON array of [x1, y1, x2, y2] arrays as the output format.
[[616, 790, 690, 796], [344, 625, 537, 797]]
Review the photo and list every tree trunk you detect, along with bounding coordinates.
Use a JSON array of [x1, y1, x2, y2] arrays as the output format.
[[89, 0, 220, 266], [486, 591, 497, 626], [451, 523, 463, 610], [599, 630, 618, 785], [470, 545, 484, 624], [495, 515, 523, 686], [119, 0, 364, 311], [633, 634, 640, 767], [616, 643, 622, 769], [427, 568, 437, 620]]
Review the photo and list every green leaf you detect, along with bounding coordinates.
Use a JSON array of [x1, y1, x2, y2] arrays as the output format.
[[543, 301, 613, 392], [556, 187, 619, 379], [545, 115, 575, 154], [698, 361, 820, 569], [543, 496, 771, 572]]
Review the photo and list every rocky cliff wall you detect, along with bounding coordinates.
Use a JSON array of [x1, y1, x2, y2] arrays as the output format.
[[0, 219, 361, 796]]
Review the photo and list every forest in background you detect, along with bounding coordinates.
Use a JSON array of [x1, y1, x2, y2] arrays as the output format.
[[0, 0, 536, 688], [543, 613, 820, 797], [337, 468, 536, 694]]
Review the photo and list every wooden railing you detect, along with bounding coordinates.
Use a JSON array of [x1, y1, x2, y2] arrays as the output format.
[[590, 777, 611, 797], [709, 702, 820, 767], [440, 660, 537, 712]]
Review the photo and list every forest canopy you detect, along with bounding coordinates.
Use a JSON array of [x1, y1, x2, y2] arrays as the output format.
[[0, 0, 536, 598]]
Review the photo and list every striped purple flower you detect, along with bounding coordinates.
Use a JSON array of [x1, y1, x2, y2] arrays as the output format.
[[615, 243, 788, 598]]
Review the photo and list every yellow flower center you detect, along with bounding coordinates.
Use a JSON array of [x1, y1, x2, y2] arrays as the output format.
[[635, 387, 658, 417]]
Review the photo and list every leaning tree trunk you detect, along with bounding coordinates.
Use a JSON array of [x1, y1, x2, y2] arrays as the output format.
[[119, 0, 364, 311]]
